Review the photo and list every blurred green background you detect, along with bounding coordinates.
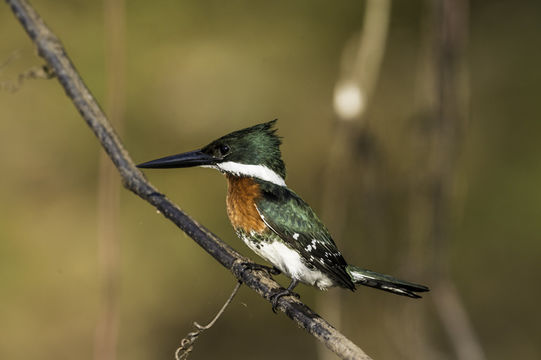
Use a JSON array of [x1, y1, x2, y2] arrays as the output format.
[[1, 0, 540, 359]]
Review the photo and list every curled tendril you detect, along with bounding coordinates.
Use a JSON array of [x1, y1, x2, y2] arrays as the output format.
[[175, 281, 242, 360]]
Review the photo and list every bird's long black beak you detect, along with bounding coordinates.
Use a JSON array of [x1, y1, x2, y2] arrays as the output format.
[[137, 149, 216, 169]]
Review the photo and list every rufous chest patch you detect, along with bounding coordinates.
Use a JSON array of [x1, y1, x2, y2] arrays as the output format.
[[226, 175, 266, 233]]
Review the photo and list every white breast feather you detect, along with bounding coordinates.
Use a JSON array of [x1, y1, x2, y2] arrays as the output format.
[[240, 232, 334, 290]]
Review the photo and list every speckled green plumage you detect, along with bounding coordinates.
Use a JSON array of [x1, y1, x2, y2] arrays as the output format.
[[254, 179, 355, 289], [234, 227, 277, 249]]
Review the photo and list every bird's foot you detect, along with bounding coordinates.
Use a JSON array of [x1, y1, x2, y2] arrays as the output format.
[[240, 262, 281, 276], [270, 288, 300, 313]]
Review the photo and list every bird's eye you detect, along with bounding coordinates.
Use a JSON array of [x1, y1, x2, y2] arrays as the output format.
[[219, 144, 230, 156]]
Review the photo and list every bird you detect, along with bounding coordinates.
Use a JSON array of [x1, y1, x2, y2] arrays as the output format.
[[138, 120, 429, 310]]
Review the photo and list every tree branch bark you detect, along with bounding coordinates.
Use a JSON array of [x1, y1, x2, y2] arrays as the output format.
[[5, 0, 372, 359]]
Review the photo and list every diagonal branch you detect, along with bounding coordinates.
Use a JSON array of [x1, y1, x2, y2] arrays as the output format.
[[5, 0, 372, 359]]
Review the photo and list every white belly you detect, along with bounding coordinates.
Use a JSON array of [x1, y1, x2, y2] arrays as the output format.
[[241, 233, 335, 290]]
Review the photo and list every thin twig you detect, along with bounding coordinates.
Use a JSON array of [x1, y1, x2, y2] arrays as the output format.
[[0, 61, 54, 92], [5, 1, 373, 359], [175, 281, 242, 360], [194, 281, 242, 331]]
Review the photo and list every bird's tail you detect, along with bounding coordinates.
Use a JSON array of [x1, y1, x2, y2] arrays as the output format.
[[346, 265, 429, 298]]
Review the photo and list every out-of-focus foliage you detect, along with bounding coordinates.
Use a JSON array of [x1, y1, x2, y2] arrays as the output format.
[[1, 1, 540, 359]]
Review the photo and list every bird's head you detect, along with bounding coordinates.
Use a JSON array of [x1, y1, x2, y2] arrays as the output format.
[[137, 120, 286, 186]]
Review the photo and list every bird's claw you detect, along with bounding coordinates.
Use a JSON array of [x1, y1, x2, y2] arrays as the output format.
[[240, 262, 281, 276], [270, 288, 300, 313]]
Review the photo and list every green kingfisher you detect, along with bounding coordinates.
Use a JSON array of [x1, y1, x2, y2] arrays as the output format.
[[138, 120, 428, 309]]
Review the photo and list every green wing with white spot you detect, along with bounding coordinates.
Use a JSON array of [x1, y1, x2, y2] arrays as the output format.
[[255, 181, 355, 290]]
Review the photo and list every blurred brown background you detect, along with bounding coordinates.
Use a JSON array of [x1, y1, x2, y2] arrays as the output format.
[[1, 0, 540, 359]]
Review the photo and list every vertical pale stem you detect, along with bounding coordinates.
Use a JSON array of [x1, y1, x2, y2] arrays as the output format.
[[94, 1, 125, 359], [396, 0, 485, 359], [318, 1, 391, 359]]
